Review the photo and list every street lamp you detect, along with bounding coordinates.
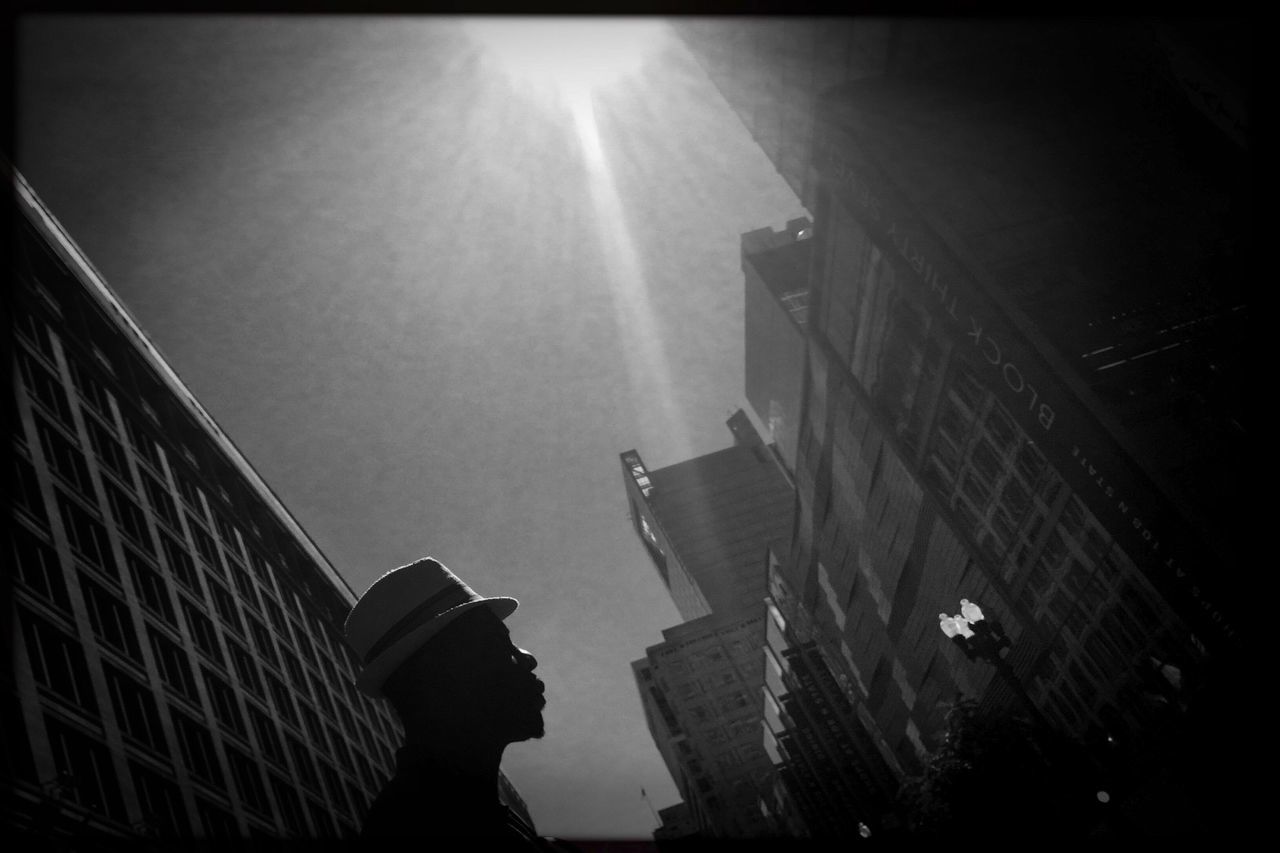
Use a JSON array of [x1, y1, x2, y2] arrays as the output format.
[[937, 599, 1010, 663], [938, 598, 1043, 727]]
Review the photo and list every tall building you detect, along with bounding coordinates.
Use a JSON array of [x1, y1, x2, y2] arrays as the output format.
[[742, 218, 812, 476], [680, 19, 1250, 834], [623, 412, 795, 837], [758, 547, 899, 839], [621, 410, 794, 623], [6, 168, 530, 838], [674, 19, 1043, 210], [632, 610, 773, 839]]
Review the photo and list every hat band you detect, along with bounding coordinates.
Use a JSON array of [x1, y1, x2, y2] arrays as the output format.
[[362, 583, 475, 666]]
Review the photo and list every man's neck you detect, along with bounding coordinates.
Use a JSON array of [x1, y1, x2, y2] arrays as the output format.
[[400, 731, 506, 799]]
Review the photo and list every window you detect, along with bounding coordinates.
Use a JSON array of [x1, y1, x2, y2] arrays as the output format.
[[266, 672, 299, 727], [14, 304, 58, 361], [105, 481, 152, 554], [177, 474, 203, 512], [960, 470, 992, 509], [172, 708, 225, 786], [56, 492, 114, 575], [359, 726, 377, 756], [292, 621, 317, 666], [271, 774, 308, 835], [355, 753, 377, 790], [229, 561, 258, 607], [208, 577, 244, 635], [317, 653, 339, 687], [11, 524, 71, 612], [309, 671, 336, 719], [69, 360, 113, 418], [327, 725, 353, 772], [188, 517, 219, 567], [142, 471, 179, 531], [281, 648, 309, 696], [247, 613, 279, 670], [249, 551, 275, 585], [263, 597, 287, 634], [160, 531, 199, 593], [345, 782, 368, 820], [300, 704, 326, 745], [19, 607, 98, 713], [214, 513, 240, 549], [288, 734, 321, 792], [85, 416, 130, 483], [131, 762, 191, 836], [14, 453, 50, 528], [35, 417, 93, 493], [18, 350, 73, 424], [226, 746, 272, 816], [249, 703, 287, 767], [1000, 476, 1030, 518], [969, 439, 1002, 484], [149, 626, 199, 700], [319, 760, 350, 815], [45, 716, 127, 819], [125, 417, 163, 472], [81, 574, 141, 658], [203, 667, 246, 737], [129, 552, 176, 625], [307, 797, 337, 837], [104, 664, 168, 754], [196, 798, 238, 838], [182, 599, 221, 660], [228, 640, 264, 697]]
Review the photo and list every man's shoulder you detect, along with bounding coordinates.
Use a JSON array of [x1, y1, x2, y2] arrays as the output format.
[[361, 773, 508, 840]]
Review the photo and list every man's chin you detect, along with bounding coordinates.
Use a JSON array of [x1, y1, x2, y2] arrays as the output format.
[[517, 714, 545, 741]]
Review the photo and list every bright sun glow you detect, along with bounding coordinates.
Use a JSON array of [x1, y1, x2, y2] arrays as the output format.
[[463, 17, 665, 110]]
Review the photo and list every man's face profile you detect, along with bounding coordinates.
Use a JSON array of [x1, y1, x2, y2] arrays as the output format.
[[390, 607, 545, 743]]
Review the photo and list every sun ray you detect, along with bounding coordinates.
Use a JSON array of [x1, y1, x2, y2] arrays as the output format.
[[464, 18, 693, 459]]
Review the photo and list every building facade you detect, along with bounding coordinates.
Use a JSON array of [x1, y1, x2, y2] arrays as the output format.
[[623, 412, 796, 837], [6, 169, 529, 838], [757, 547, 900, 839], [632, 611, 773, 839], [680, 19, 1249, 834], [742, 218, 812, 477], [621, 410, 795, 624]]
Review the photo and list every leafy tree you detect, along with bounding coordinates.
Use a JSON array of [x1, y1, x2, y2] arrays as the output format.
[[898, 700, 1098, 840]]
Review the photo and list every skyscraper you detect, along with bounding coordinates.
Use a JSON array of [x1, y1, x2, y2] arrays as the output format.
[[742, 218, 812, 476], [6, 168, 531, 838], [678, 19, 1249, 833], [621, 410, 794, 624], [623, 412, 795, 837], [632, 610, 772, 838]]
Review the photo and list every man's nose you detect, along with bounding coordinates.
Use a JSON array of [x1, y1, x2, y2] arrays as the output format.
[[516, 648, 538, 671]]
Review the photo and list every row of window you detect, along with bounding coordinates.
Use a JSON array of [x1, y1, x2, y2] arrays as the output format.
[[17, 316, 401, 743], [19, 602, 373, 834], [19, 331, 363, 682], [19, 414, 400, 753], [12, 504, 395, 777]]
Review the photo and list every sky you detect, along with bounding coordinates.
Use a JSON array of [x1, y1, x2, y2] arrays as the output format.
[[15, 16, 807, 839]]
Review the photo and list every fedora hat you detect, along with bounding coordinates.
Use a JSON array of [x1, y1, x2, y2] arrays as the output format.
[[344, 557, 518, 698]]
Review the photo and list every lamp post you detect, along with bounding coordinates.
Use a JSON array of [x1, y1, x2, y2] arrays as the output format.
[[938, 599, 1044, 728]]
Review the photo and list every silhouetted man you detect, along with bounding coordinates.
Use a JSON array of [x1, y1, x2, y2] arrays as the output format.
[[344, 557, 552, 845]]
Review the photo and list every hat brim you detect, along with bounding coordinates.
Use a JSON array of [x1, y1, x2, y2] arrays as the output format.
[[355, 596, 518, 698]]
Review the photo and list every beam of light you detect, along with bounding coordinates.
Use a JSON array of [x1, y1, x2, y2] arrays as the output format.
[[464, 17, 693, 459], [570, 88, 694, 461]]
